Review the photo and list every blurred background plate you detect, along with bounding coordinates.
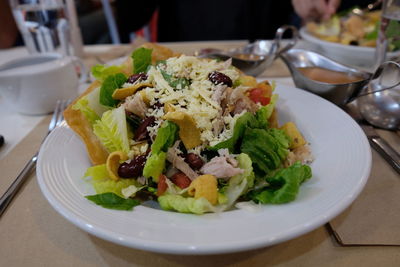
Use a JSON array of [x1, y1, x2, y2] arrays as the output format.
[[300, 27, 400, 70]]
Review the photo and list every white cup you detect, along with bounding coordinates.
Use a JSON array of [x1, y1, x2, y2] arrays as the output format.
[[0, 53, 86, 115]]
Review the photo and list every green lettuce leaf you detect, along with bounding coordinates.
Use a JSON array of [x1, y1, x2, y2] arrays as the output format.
[[143, 151, 167, 182], [93, 105, 131, 153], [83, 164, 139, 197], [72, 97, 100, 125], [132, 47, 152, 74], [255, 94, 278, 128], [143, 121, 179, 182], [220, 153, 255, 209], [99, 73, 127, 107], [160, 69, 190, 89], [210, 112, 259, 153], [86, 192, 140, 210], [240, 128, 289, 176], [151, 121, 179, 153], [72, 87, 110, 125], [158, 194, 215, 214], [91, 64, 124, 81], [247, 162, 312, 204], [84, 164, 109, 181]]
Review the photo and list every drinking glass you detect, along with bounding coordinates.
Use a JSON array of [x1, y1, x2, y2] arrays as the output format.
[[9, 0, 72, 55], [374, 0, 400, 68]]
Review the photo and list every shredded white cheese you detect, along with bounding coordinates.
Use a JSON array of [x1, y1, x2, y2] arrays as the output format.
[[143, 55, 244, 148]]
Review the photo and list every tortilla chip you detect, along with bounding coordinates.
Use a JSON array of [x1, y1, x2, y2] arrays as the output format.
[[106, 151, 128, 180], [63, 81, 109, 165], [112, 82, 153, 100], [163, 111, 201, 149]]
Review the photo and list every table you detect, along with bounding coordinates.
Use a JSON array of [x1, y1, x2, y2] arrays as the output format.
[[0, 41, 399, 267]]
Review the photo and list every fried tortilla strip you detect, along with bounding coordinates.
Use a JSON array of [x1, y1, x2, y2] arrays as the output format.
[[112, 82, 153, 100], [106, 151, 128, 180], [163, 111, 201, 149], [63, 81, 109, 165]]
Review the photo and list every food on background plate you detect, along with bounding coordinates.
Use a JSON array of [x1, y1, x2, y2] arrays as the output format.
[[64, 43, 314, 214], [306, 9, 400, 51]]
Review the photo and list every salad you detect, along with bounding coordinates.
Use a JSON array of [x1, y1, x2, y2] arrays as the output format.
[[306, 10, 400, 51], [64, 43, 313, 214]]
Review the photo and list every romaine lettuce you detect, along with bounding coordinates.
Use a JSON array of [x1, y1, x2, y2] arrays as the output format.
[[255, 94, 278, 128], [220, 153, 255, 210], [99, 73, 127, 107], [83, 164, 139, 197], [93, 105, 131, 153], [86, 192, 140, 210], [72, 87, 110, 125], [72, 97, 100, 125], [247, 162, 312, 204], [158, 194, 215, 214], [142, 151, 167, 182], [150, 121, 179, 153], [143, 121, 179, 182], [210, 112, 259, 153], [240, 128, 289, 176], [131, 47, 152, 74], [91, 64, 124, 81]]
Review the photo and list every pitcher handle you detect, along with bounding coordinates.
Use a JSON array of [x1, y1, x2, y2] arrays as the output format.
[[358, 61, 400, 97], [271, 25, 299, 59]]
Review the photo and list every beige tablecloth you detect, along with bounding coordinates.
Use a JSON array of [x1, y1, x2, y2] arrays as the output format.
[[1, 42, 400, 266]]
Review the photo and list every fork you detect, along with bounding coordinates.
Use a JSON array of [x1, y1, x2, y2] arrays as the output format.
[[0, 100, 70, 217]]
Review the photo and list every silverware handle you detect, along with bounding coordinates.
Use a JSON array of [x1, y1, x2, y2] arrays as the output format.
[[369, 137, 400, 175], [0, 153, 38, 217]]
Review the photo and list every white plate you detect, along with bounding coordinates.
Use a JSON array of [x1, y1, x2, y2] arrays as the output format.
[[36, 84, 371, 255], [300, 27, 400, 69]]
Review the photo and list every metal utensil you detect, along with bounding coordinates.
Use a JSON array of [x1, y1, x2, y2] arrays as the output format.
[[344, 102, 400, 174], [0, 100, 70, 217], [280, 49, 371, 106], [360, 123, 400, 174], [357, 61, 400, 130], [197, 25, 298, 76]]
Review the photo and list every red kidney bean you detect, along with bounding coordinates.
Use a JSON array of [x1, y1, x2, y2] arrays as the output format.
[[118, 155, 147, 178], [134, 116, 156, 141], [127, 73, 148, 84], [184, 153, 204, 170], [170, 172, 192, 189], [208, 71, 232, 87]]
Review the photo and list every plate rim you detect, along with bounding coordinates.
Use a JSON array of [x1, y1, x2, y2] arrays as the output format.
[[299, 27, 400, 55], [36, 83, 372, 255]]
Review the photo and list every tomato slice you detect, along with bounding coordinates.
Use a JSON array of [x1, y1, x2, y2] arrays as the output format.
[[157, 174, 168, 196], [248, 88, 271, 105]]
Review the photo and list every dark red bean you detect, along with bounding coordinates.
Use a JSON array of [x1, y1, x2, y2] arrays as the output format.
[[134, 116, 156, 141], [127, 73, 148, 84], [118, 155, 147, 178], [184, 153, 204, 170], [170, 172, 192, 189], [208, 71, 232, 87]]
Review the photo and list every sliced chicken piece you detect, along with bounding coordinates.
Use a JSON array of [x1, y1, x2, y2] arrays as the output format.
[[200, 151, 243, 179], [166, 146, 198, 180], [124, 93, 148, 118], [228, 87, 259, 114]]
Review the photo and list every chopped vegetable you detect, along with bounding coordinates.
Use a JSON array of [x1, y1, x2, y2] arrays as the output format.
[[86, 192, 140, 210]]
